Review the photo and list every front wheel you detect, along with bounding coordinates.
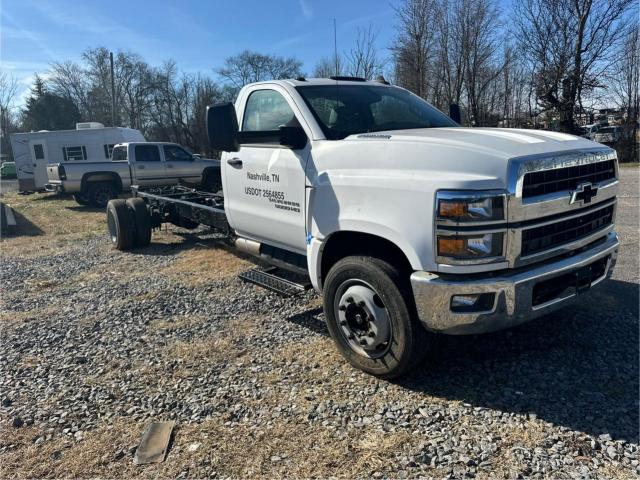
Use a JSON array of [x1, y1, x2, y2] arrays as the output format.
[[323, 256, 431, 379]]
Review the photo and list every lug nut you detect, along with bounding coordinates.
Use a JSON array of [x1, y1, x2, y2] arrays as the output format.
[[339, 304, 346, 311], [368, 331, 375, 338], [358, 301, 365, 307], [340, 320, 347, 326], [359, 339, 368, 345], [346, 297, 354, 303], [348, 333, 355, 340]]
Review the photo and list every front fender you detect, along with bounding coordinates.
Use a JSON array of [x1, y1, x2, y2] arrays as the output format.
[[306, 174, 435, 291]]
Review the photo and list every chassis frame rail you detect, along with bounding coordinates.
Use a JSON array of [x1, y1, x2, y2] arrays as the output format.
[[132, 185, 230, 234]]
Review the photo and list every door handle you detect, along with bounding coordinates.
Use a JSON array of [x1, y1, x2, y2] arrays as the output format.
[[227, 157, 242, 167]]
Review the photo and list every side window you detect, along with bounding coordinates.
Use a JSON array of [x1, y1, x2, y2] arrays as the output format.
[[242, 89, 296, 132], [134, 145, 160, 162], [33, 144, 45, 160], [63, 146, 87, 161], [163, 145, 193, 162], [103, 144, 115, 159], [112, 146, 127, 161]]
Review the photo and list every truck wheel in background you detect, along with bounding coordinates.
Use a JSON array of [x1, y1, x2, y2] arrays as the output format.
[[87, 182, 116, 208], [73, 193, 90, 206], [126, 197, 151, 247], [323, 256, 430, 379], [106, 199, 135, 251]]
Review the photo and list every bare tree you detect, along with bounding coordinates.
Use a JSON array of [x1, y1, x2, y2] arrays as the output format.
[[313, 54, 344, 78], [0, 72, 20, 160], [217, 50, 303, 89], [610, 28, 639, 122], [609, 27, 639, 161], [345, 25, 386, 79], [514, 0, 634, 133], [391, 0, 440, 99], [462, 0, 504, 126], [434, 0, 467, 108]]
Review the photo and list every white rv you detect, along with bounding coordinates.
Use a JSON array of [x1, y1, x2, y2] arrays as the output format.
[[10, 123, 145, 192]]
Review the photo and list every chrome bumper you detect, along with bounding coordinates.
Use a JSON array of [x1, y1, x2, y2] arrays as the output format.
[[45, 183, 63, 193], [411, 232, 619, 335]]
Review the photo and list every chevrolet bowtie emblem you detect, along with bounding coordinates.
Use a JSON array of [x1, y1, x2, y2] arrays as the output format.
[[570, 182, 598, 205]]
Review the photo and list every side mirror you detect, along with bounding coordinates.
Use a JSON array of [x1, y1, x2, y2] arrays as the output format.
[[449, 104, 461, 124], [280, 126, 307, 150], [207, 103, 239, 152]]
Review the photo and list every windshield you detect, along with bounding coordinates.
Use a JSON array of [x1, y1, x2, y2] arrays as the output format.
[[296, 85, 457, 140]]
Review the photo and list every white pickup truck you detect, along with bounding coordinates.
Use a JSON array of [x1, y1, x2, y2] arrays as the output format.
[[106, 77, 618, 378], [46, 142, 221, 207]]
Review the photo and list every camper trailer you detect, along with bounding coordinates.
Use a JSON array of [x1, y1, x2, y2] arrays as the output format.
[[10, 123, 145, 192]]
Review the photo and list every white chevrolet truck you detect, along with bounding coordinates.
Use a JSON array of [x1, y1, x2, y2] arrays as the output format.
[[106, 77, 618, 378]]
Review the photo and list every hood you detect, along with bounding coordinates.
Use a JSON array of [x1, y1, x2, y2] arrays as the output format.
[[350, 127, 607, 160]]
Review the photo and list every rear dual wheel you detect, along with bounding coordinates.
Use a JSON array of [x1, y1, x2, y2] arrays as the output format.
[[106, 198, 151, 250]]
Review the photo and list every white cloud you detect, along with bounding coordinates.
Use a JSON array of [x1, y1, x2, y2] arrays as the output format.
[[299, 0, 313, 20], [1, 12, 58, 60], [24, 0, 162, 55]]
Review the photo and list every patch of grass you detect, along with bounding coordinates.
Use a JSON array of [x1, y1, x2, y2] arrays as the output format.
[[0, 414, 418, 479], [0, 305, 60, 327], [0, 419, 144, 479], [0, 192, 105, 258], [160, 244, 252, 286]]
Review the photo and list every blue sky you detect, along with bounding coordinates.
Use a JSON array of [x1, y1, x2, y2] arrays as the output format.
[[1, 0, 400, 106]]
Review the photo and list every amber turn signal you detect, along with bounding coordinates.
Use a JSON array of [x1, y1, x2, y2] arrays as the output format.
[[438, 201, 467, 218], [437, 237, 466, 256]]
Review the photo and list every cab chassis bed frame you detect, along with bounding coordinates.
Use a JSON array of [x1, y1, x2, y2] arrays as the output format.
[[131, 185, 230, 234]]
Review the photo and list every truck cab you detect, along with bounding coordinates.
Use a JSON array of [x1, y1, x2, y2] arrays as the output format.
[[111, 77, 619, 378]]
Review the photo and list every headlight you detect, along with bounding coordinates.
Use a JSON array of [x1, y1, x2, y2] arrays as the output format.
[[436, 191, 505, 222], [437, 232, 504, 260]]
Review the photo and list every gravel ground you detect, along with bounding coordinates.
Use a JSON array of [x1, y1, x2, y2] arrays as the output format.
[[0, 167, 638, 478]]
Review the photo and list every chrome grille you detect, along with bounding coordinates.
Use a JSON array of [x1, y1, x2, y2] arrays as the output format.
[[522, 160, 616, 199], [521, 204, 614, 256]]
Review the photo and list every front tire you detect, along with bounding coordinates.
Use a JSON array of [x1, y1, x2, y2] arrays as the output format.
[[106, 199, 135, 251], [323, 256, 430, 379]]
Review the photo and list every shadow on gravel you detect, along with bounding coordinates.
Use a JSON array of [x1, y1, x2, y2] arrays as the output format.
[[6, 209, 44, 237], [33, 193, 71, 202], [397, 278, 639, 444], [65, 206, 104, 213], [287, 307, 326, 335]]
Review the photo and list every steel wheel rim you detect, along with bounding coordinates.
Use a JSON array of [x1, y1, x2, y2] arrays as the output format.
[[95, 188, 111, 206], [334, 279, 392, 359], [107, 211, 117, 243]]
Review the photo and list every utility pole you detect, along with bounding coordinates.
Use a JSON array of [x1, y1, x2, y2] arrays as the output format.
[[333, 19, 339, 76], [109, 51, 117, 127]]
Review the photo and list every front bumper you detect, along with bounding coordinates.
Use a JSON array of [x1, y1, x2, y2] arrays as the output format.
[[411, 232, 619, 335]]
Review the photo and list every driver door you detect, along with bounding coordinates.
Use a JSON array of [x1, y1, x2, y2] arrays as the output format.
[[223, 87, 309, 254]]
